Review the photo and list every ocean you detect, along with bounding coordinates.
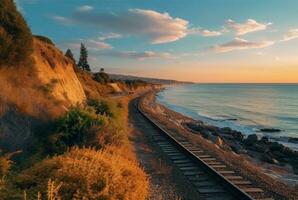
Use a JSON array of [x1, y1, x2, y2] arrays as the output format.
[[157, 84, 298, 150]]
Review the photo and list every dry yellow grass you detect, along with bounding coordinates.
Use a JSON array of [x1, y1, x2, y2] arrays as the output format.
[[92, 96, 131, 149], [16, 146, 149, 200]]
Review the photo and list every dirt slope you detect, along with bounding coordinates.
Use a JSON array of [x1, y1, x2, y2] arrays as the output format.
[[0, 38, 86, 118], [0, 38, 86, 150]]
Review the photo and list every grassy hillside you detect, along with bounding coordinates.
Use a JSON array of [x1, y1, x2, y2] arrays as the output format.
[[0, 1, 149, 199], [1, 96, 149, 199], [0, 62, 150, 199]]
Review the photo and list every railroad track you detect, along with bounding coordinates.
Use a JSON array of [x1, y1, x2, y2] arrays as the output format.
[[133, 97, 274, 200]]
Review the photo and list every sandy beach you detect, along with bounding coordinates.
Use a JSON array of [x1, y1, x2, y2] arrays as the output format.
[[139, 90, 298, 199]]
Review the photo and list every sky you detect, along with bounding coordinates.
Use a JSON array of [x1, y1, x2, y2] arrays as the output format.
[[16, 0, 298, 83]]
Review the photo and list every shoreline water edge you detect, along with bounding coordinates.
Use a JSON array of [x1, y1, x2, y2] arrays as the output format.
[[149, 86, 298, 186], [157, 84, 298, 151]]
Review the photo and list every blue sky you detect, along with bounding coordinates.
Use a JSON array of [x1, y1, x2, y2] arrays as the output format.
[[16, 0, 298, 82]]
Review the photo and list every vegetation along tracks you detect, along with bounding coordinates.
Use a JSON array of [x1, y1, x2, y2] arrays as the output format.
[[133, 97, 274, 200]]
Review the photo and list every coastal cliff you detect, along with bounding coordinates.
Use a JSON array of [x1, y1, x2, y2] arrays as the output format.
[[0, 38, 86, 118], [0, 38, 86, 150]]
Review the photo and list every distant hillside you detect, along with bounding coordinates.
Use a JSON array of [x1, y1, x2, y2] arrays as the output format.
[[109, 74, 194, 85]]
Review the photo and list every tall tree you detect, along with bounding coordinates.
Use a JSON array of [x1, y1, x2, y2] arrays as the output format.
[[65, 49, 76, 64], [0, 0, 33, 66], [77, 43, 90, 71]]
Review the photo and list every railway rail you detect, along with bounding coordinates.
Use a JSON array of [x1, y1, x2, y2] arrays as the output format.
[[133, 97, 274, 200]]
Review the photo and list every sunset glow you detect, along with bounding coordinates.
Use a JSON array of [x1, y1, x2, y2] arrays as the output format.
[[17, 0, 298, 83]]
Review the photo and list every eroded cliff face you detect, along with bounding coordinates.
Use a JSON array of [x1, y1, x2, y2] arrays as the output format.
[[0, 38, 86, 150], [0, 38, 86, 118]]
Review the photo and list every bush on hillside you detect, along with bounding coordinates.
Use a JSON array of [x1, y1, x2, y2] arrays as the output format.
[[15, 147, 149, 200], [94, 72, 110, 84], [34, 35, 54, 45], [87, 99, 113, 117], [125, 80, 147, 89], [96, 98, 130, 148], [85, 98, 130, 148], [0, 0, 33, 66], [42, 107, 105, 154]]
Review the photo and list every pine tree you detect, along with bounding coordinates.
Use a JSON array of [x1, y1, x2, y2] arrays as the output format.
[[77, 43, 90, 71], [65, 49, 75, 63], [0, 0, 33, 66]]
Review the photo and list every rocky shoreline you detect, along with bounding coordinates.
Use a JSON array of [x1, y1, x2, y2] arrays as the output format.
[[184, 121, 298, 175], [142, 91, 298, 195]]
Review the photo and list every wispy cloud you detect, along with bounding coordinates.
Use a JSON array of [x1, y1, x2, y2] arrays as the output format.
[[188, 28, 222, 37], [52, 15, 74, 25], [281, 29, 298, 42], [225, 19, 272, 35], [86, 40, 113, 49], [66, 39, 113, 50], [98, 33, 122, 41], [211, 38, 274, 53], [98, 50, 175, 60], [77, 5, 94, 12], [53, 8, 189, 44]]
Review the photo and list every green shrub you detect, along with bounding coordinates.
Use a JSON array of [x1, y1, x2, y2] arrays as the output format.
[[0, 0, 33, 66], [38, 79, 58, 94], [96, 98, 129, 147], [125, 80, 147, 89], [87, 99, 113, 117], [43, 107, 105, 154], [34, 35, 54, 45], [94, 72, 110, 84]]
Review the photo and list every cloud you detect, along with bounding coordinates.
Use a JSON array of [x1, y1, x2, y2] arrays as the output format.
[[86, 40, 113, 49], [281, 29, 298, 42], [98, 50, 174, 60], [66, 39, 113, 50], [188, 28, 222, 36], [211, 38, 274, 53], [98, 33, 122, 41], [77, 5, 94, 12], [225, 19, 272, 35], [53, 9, 189, 44], [52, 15, 74, 25], [199, 30, 222, 37]]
